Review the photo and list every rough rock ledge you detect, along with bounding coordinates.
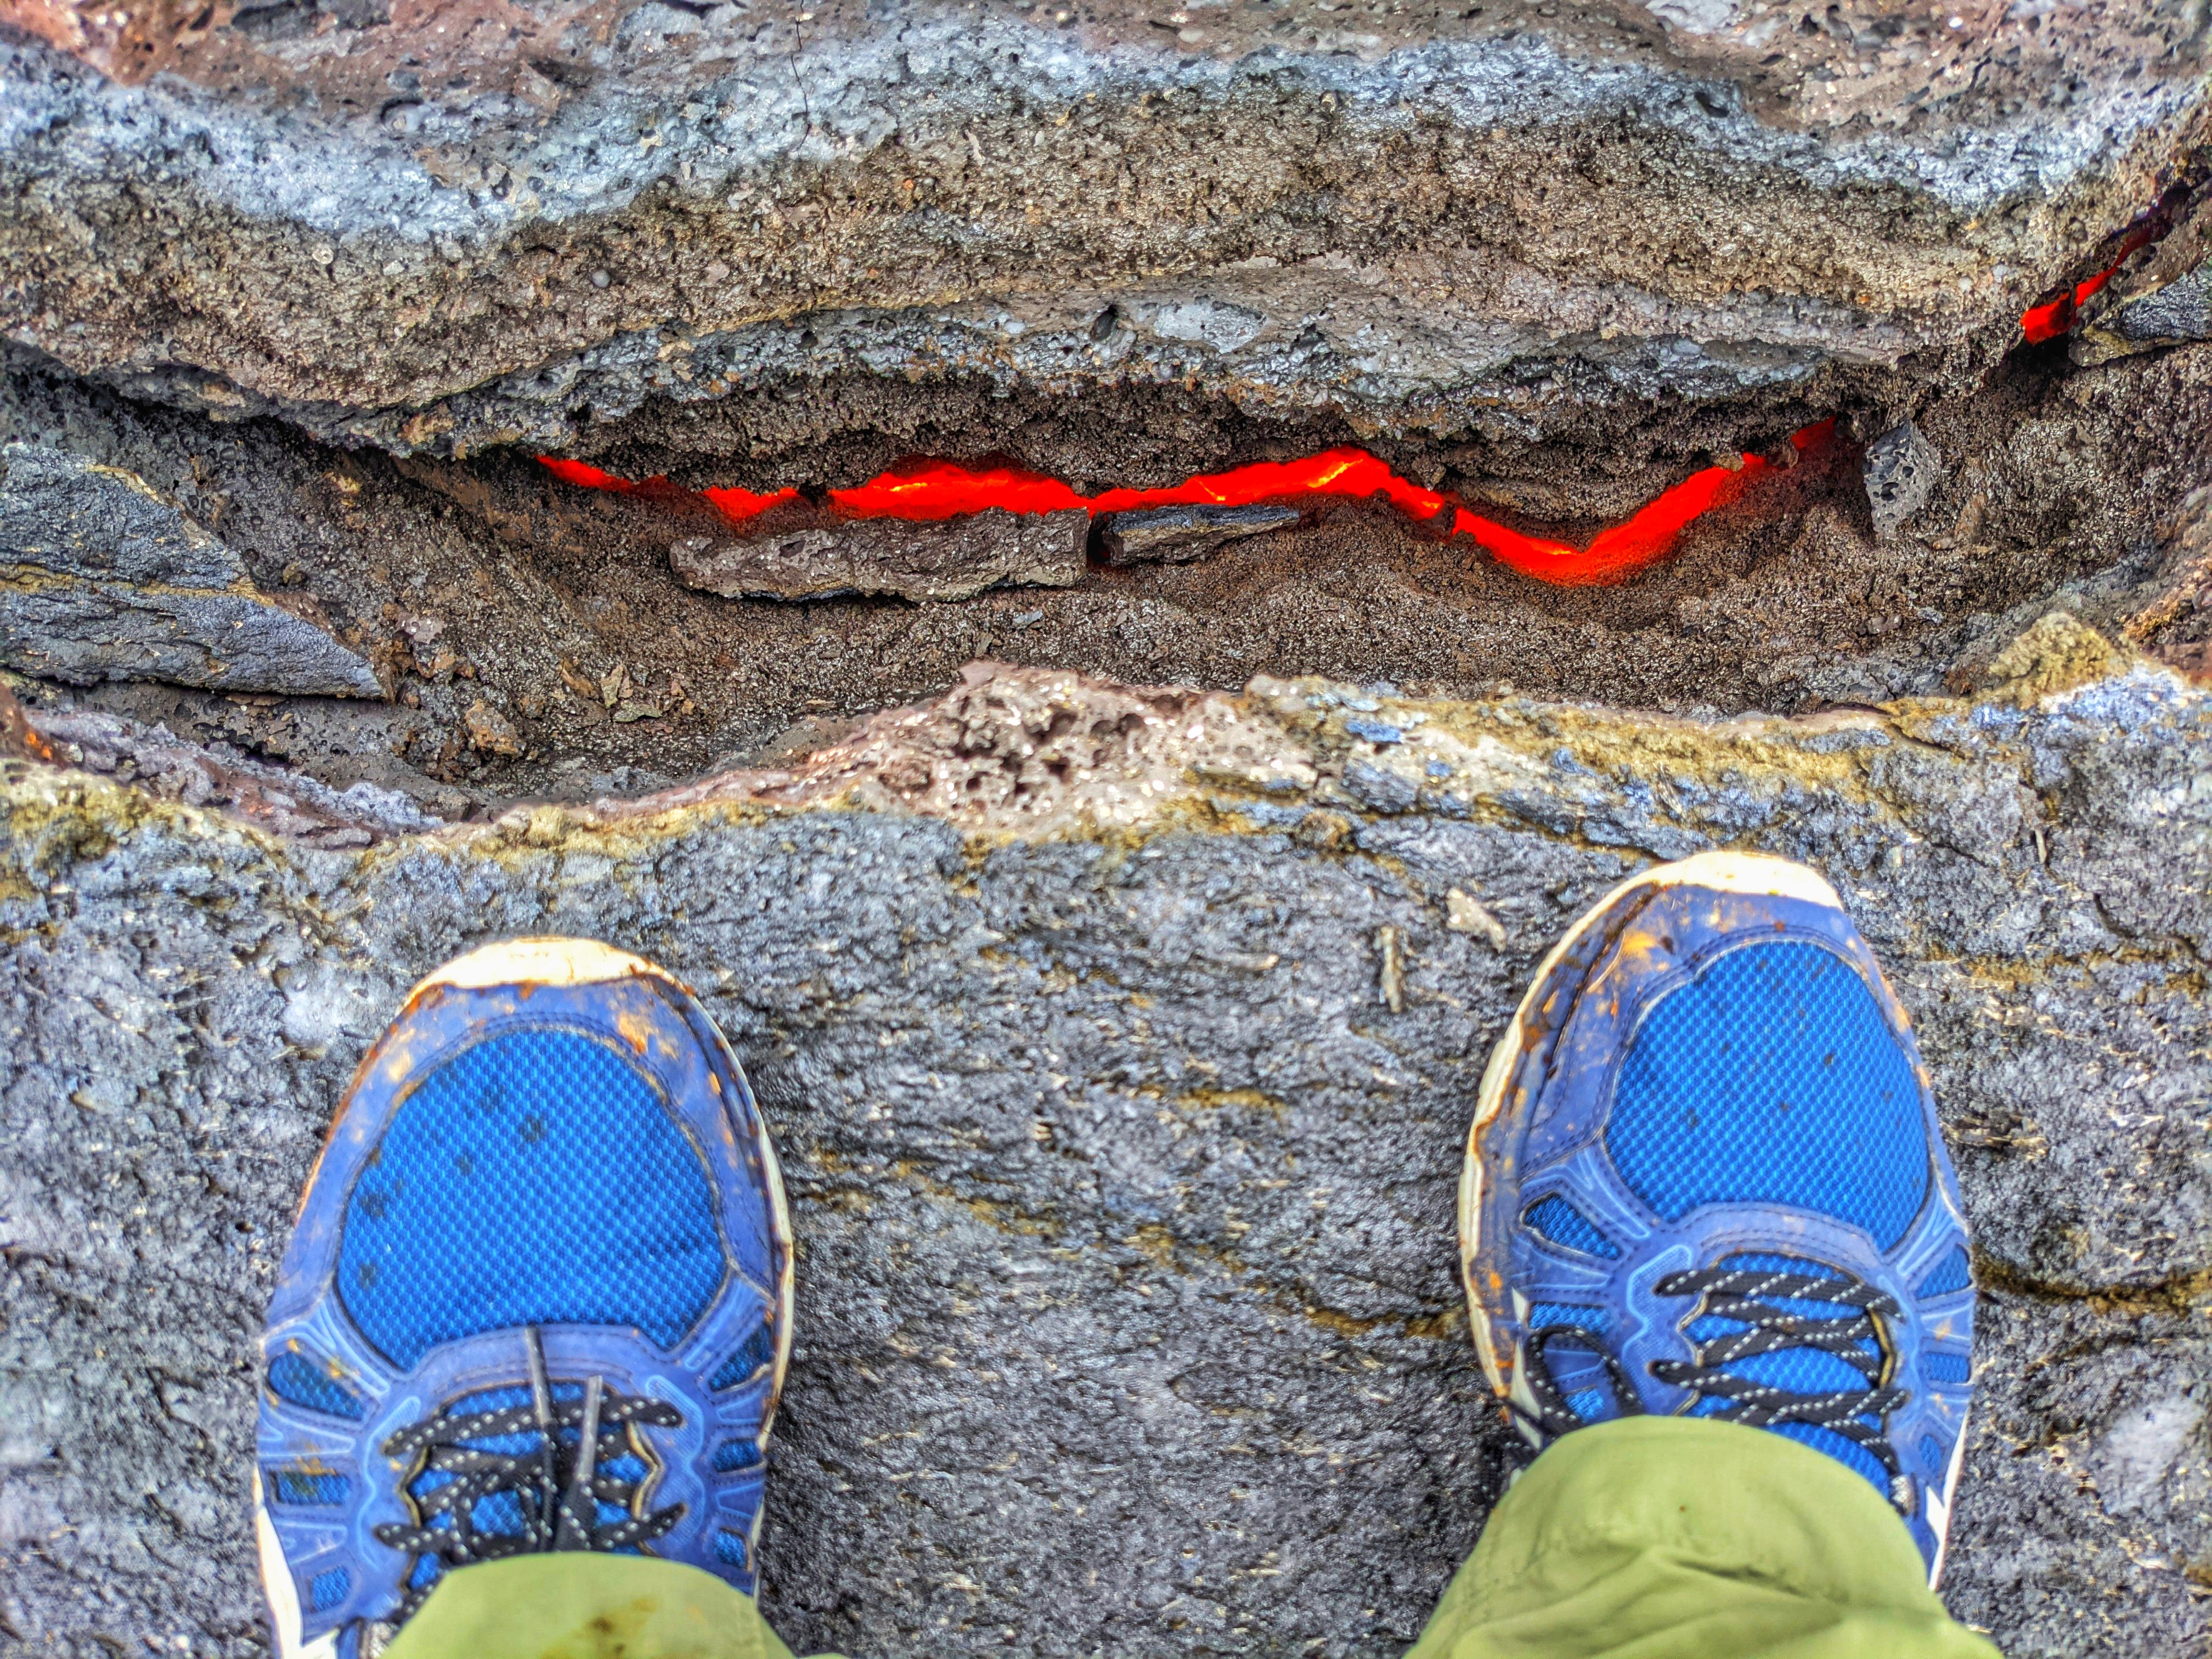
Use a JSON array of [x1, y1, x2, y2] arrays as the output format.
[[2, 656, 2209, 1658]]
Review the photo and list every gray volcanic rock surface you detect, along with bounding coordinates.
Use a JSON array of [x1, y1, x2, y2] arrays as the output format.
[[2, 659, 2208, 1658], [0, 444, 383, 698], [1, 0, 2207, 473], [671, 507, 1090, 602]]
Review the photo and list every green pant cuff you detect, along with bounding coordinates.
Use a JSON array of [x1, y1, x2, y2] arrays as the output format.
[[380, 1555, 800, 1659], [1412, 1417, 2001, 1659]]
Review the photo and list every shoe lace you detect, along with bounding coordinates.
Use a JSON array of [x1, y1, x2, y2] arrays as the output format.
[[1516, 1262, 1911, 1507], [1647, 1262, 1909, 1499], [372, 1329, 686, 1624], [1514, 1322, 1646, 1442]]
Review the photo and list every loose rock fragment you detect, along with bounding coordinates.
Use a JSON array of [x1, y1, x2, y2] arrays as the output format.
[[1861, 421, 1944, 541], [463, 698, 524, 756], [1445, 888, 1509, 950], [2074, 265, 2212, 365], [1097, 502, 1302, 566], [1376, 924, 1406, 1012], [672, 509, 1088, 603], [0, 445, 382, 697]]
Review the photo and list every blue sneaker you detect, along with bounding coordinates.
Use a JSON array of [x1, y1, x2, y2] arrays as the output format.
[[1459, 853, 1975, 1583], [254, 939, 792, 1659]]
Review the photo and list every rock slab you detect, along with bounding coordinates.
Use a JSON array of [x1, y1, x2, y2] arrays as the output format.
[[0, 444, 382, 697], [2, 659, 2209, 1658], [2078, 264, 2212, 364], [670, 509, 1090, 603], [1099, 503, 1304, 567], [2, 0, 2204, 461]]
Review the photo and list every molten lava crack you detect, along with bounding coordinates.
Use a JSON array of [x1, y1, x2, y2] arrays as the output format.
[[2017, 189, 2195, 345], [541, 424, 1835, 588]]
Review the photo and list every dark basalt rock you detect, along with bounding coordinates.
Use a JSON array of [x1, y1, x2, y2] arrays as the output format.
[[1099, 503, 1304, 567], [2076, 265, 2212, 365], [0, 444, 383, 698]]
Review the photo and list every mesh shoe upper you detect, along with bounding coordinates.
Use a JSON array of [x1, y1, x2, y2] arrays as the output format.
[[255, 944, 791, 1659], [336, 1027, 729, 1368], [1460, 854, 1976, 1583], [1606, 941, 1931, 1248]]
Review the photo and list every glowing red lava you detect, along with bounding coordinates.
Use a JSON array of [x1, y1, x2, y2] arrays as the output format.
[[539, 422, 1833, 587], [2019, 218, 2165, 344]]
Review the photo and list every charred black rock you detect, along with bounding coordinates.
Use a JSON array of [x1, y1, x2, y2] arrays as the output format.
[[1098, 503, 1303, 567]]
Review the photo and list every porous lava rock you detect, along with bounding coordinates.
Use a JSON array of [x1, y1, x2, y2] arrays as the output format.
[[0, 0, 2207, 482], [1861, 419, 1945, 543], [3, 658, 2208, 1659]]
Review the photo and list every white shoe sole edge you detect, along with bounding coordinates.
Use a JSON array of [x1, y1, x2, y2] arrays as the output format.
[[255, 1470, 341, 1659]]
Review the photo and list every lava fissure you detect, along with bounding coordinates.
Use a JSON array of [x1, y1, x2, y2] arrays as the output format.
[[542, 424, 1835, 588], [2018, 187, 2197, 345]]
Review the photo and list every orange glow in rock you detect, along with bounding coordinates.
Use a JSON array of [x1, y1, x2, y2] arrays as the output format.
[[537, 421, 1833, 587], [539, 456, 638, 492], [830, 463, 1091, 520], [702, 484, 804, 517], [2020, 219, 2164, 343]]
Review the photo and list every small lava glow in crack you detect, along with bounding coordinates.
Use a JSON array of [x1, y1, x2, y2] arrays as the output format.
[[2018, 202, 2178, 345], [2019, 240, 2141, 344], [540, 422, 1835, 586]]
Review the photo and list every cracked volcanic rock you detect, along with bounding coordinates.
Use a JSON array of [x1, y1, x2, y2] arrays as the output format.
[[0, 444, 383, 697], [670, 507, 1090, 602], [2, 657, 2209, 1658], [0, 0, 2207, 474]]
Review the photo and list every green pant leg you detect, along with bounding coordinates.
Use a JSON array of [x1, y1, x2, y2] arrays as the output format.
[[379, 1417, 1997, 1659], [380, 1555, 834, 1659], [1407, 1417, 2000, 1659]]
